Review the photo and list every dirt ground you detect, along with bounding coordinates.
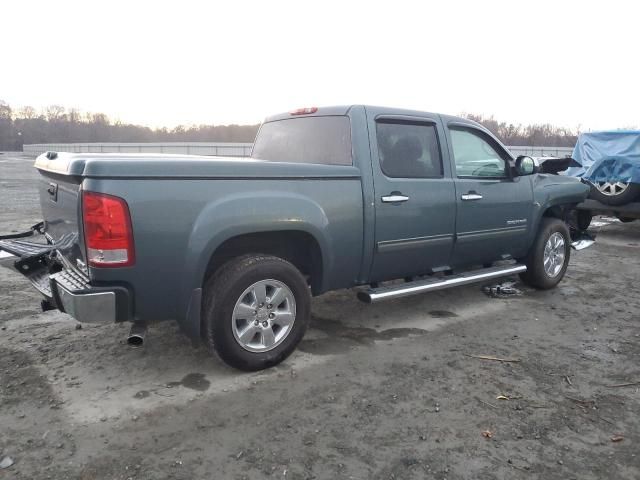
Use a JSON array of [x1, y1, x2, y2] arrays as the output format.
[[1, 152, 639, 480]]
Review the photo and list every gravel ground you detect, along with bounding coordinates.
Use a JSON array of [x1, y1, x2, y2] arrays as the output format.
[[1, 152, 639, 479]]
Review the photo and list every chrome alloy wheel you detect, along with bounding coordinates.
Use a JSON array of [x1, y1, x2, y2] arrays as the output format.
[[231, 279, 296, 352], [543, 232, 566, 278], [595, 180, 630, 196]]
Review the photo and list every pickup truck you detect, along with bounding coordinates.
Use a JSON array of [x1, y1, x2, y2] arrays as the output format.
[[0, 105, 590, 370]]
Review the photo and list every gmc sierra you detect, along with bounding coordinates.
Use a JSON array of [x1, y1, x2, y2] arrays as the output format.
[[0, 105, 590, 370]]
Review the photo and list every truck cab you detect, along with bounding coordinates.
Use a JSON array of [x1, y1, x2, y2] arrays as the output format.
[[363, 106, 534, 281]]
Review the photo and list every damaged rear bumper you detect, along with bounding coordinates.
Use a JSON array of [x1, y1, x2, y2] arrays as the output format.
[[0, 226, 130, 323]]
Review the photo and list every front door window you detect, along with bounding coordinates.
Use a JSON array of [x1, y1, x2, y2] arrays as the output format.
[[450, 128, 508, 178]]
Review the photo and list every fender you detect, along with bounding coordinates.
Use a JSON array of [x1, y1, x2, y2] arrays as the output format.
[[178, 190, 334, 334], [529, 174, 590, 245]]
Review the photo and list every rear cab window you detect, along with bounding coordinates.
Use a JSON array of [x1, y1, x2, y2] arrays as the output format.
[[251, 116, 352, 166]]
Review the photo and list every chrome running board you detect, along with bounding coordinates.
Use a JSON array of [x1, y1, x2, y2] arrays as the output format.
[[357, 264, 527, 303]]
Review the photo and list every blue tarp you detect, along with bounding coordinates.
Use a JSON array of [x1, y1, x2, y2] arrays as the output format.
[[566, 131, 640, 184]]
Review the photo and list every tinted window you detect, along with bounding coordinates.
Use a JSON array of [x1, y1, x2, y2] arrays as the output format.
[[251, 116, 352, 165], [376, 121, 443, 178], [450, 128, 508, 178]]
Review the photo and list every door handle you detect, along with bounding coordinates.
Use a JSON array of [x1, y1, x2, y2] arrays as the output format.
[[381, 194, 409, 203], [461, 193, 483, 201]]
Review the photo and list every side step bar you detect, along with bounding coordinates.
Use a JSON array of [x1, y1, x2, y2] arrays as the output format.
[[357, 264, 527, 304]]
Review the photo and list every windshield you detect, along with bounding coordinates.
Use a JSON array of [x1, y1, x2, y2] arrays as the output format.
[[251, 116, 352, 166]]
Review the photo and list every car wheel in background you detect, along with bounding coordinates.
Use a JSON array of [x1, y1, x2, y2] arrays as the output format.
[[202, 254, 310, 371], [519, 218, 571, 290], [589, 181, 640, 206]]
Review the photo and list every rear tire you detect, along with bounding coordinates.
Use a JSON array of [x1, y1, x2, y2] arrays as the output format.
[[202, 254, 310, 371], [519, 218, 571, 290]]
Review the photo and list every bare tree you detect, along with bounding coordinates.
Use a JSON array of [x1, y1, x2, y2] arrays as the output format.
[[462, 113, 578, 147], [0, 100, 12, 120], [45, 105, 66, 122], [18, 105, 38, 119]]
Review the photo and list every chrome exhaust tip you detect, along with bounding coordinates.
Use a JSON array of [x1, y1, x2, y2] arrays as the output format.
[[127, 323, 147, 347]]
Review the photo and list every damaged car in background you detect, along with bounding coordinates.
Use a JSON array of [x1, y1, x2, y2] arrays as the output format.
[[567, 131, 640, 229], [0, 105, 591, 371]]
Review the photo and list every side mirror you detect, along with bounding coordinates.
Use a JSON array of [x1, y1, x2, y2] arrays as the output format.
[[515, 155, 537, 176]]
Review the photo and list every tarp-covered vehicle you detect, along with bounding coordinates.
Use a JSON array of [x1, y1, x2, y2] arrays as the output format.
[[567, 131, 640, 206], [566, 131, 640, 229]]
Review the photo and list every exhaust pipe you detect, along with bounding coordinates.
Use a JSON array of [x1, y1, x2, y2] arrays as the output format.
[[127, 323, 147, 347]]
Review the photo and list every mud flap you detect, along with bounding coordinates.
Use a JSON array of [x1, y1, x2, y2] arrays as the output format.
[[565, 212, 595, 251]]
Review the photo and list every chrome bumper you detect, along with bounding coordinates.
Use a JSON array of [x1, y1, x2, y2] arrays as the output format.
[[1, 246, 128, 324], [56, 283, 117, 323]]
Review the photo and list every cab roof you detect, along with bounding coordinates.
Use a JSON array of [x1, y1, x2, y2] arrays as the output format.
[[264, 105, 484, 130]]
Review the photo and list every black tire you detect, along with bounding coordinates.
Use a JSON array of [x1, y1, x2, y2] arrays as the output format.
[[519, 218, 571, 290], [576, 210, 593, 231], [202, 254, 310, 371], [589, 182, 640, 206]]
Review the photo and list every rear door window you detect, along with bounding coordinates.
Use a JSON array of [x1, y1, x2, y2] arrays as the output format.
[[251, 116, 352, 165], [376, 121, 443, 178]]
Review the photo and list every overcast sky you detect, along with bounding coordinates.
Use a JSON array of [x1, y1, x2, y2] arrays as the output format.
[[1, 0, 638, 130]]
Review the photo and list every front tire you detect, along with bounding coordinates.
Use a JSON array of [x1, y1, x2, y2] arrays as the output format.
[[519, 218, 571, 290], [202, 255, 311, 371]]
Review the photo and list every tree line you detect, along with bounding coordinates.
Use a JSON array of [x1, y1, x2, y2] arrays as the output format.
[[0, 101, 580, 151], [462, 114, 578, 147], [0, 101, 260, 151]]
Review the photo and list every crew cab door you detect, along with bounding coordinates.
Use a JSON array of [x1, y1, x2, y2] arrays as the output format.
[[445, 123, 533, 267], [367, 110, 456, 282]]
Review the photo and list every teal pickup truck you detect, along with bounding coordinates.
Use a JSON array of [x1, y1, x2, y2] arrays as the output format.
[[0, 105, 590, 370]]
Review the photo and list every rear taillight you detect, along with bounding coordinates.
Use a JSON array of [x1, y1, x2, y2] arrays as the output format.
[[82, 191, 135, 267]]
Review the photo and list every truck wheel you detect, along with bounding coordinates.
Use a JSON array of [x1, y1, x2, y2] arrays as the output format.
[[519, 218, 571, 290], [202, 255, 310, 371], [590, 181, 640, 206]]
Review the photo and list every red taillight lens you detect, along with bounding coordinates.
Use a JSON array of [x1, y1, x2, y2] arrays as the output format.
[[82, 191, 135, 267]]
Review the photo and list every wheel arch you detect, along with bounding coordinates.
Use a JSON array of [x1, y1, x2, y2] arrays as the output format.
[[202, 230, 325, 295], [527, 201, 573, 255], [180, 226, 327, 340], [178, 191, 334, 339], [541, 204, 565, 220]]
